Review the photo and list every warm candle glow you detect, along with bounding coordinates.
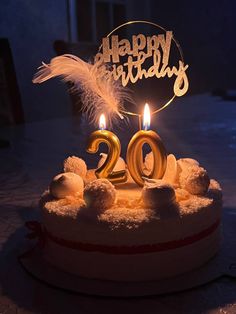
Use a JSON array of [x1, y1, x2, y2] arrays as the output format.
[[87, 114, 127, 184], [143, 103, 150, 130], [126, 103, 167, 186], [99, 114, 106, 130]]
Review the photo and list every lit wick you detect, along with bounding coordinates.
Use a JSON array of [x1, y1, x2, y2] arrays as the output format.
[[143, 103, 150, 131], [99, 113, 106, 130]]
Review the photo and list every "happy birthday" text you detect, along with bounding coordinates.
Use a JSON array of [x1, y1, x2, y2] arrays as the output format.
[[95, 32, 189, 97]]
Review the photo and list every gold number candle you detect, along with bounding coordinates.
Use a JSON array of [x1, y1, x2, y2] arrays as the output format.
[[87, 114, 127, 184], [126, 104, 167, 186]]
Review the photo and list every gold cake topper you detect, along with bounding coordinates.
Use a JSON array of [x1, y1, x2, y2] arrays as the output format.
[[33, 21, 189, 126], [95, 20, 189, 118]]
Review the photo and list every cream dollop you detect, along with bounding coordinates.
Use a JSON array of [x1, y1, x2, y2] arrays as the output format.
[[49, 172, 84, 199], [144, 153, 178, 186], [175, 158, 200, 186], [84, 178, 116, 211], [64, 156, 87, 178], [162, 154, 178, 185], [144, 151, 153, 173], [179, 165, 210, 195], [142, 179, 176, 209], [97, 153, 126, 172]]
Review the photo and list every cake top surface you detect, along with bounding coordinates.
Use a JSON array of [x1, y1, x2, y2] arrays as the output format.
[[41, 179, 221, 230], [40, 155, 222, 246]]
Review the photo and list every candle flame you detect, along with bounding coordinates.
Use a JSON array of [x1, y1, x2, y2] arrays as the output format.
[[99, 113, 106, 130], [143, 103, 150, 130]]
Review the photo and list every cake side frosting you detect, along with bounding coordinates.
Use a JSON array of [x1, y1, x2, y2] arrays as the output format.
[[41, 179, 221, 246], [39, 155, 222, 281], [43, 226, 220, 281]]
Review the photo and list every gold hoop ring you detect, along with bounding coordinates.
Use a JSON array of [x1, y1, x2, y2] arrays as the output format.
[[98, 20, 185, 118]]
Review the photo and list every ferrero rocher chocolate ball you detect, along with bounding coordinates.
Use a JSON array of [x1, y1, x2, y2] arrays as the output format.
[[179, 165, 210, 195], [84, 178, 116, 211], [64, 156, 87, 178]]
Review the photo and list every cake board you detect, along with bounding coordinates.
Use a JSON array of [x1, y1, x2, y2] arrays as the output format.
[[18, 209, 236, 297]]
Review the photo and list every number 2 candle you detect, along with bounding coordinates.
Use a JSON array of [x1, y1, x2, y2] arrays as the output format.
[[87, 114, 127, 184]]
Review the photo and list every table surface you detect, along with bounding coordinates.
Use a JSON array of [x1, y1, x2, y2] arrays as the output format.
[[0, 93, 236, 314]]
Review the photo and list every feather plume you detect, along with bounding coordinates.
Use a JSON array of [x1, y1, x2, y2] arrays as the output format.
[[33, 54, 132, 124]]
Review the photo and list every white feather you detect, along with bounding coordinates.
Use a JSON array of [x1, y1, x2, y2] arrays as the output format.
[[33, 54, 131, 124]]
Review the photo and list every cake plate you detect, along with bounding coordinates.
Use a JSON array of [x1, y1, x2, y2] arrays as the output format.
[[19, 209, 236, 297]]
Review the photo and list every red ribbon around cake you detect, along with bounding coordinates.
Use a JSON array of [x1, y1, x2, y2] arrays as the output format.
[[23, 219, 220, 255]]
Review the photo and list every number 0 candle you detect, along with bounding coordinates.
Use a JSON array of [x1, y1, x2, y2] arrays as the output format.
[[126, 104, 167, 186], [87, 114, 127, 184]]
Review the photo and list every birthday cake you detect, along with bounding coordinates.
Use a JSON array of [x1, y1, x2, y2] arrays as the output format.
[[39, 154, 222, 282], [31, 21, 222, 283]]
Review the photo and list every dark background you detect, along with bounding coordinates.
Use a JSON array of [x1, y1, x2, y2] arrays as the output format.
[[0, 0, 235, 125]]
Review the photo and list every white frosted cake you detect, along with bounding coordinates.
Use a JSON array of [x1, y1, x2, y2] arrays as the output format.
[[39, 155, 222, 282]]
